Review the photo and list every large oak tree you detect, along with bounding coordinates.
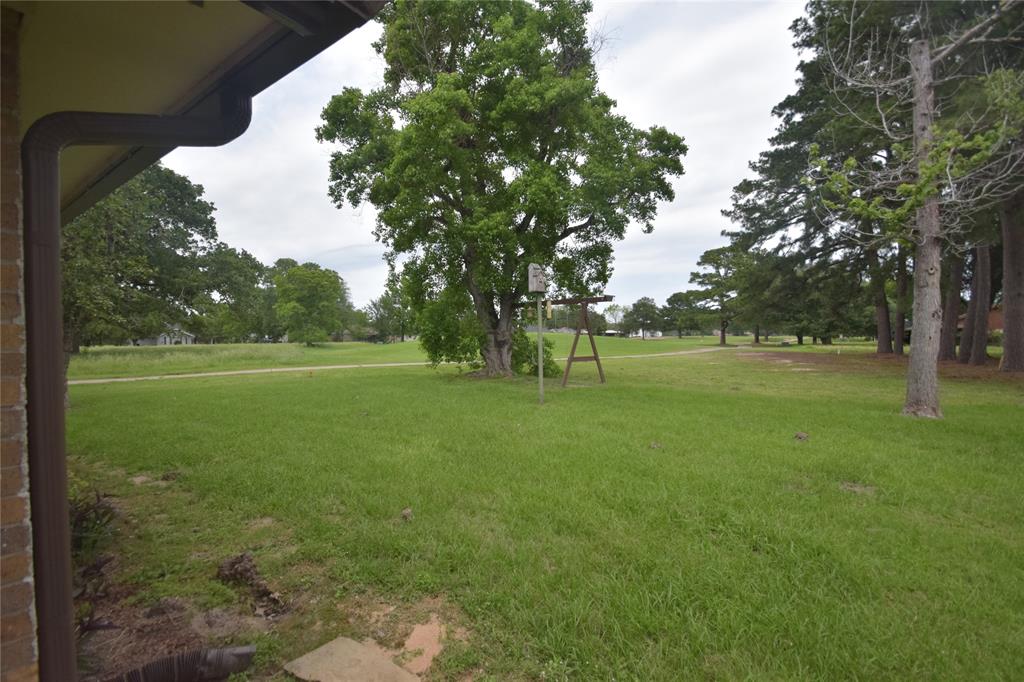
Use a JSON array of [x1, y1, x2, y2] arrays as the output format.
[[317, 0, 686, 375]]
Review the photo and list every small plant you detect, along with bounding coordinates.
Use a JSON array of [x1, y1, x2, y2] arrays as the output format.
[[68, 474, 117, 638], [511, 327, 561, 377], [68, 476, 116, 565]]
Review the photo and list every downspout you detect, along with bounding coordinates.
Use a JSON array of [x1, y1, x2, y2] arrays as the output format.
[[22, 90, 252, 682]]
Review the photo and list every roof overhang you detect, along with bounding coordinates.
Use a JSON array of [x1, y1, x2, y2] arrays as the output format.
[[10, 0, 384, 222]]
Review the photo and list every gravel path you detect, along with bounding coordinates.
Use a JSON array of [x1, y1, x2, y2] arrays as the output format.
[[68, 345, 737, 386]]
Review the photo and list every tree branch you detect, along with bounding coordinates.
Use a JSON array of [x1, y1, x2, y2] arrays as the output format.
[[930, 0, 1021, 65]]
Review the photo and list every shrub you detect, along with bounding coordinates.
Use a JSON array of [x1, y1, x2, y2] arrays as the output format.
[[511, 327, 562, 377]]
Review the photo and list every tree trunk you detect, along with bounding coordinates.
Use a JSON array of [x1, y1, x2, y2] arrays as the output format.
[[796, 333, 804, 345], [959, 250, 980, 363], [63, 328, 78, 409], [968, 244, 991, 366], [467, 271, 514, 376], [903, 39, 943, 419], [871, 248, 894, 354], [480, 322, 513, 375], [754, 324, 760, 344], [821, 335, 833, 345], [938, 252, 964, 361], [893, 248, 908, 356], [719, 320, 727, 345], [1001, 193, 1024, 371]]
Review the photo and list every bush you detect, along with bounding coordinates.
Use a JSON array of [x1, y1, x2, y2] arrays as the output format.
[[511, 327, 562, 377], [68, 474, 116, 566]]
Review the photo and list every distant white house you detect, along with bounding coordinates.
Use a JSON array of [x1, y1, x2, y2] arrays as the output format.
[[134, 326, 196, 346]]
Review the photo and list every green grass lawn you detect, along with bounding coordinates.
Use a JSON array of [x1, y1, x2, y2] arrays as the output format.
[[68, 334, 747, 380], [66, 346, 1024, 679]]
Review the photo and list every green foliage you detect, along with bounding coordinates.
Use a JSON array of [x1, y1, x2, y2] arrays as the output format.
[[511, 326, 561, 377], [661, 291, 706, 337], [63, 163, 218, 346], [68, 473, 116, 565], [317, 0, 686, 369], [365, 277, 416, 341], [273, 264, 346, 346], [416, 288, 486, 367], [622, 297, 660, 338]]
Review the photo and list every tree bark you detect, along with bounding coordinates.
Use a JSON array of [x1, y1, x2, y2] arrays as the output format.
[[62, 328, 77, 409], [870, 247, 893, 354], [968, 244, 991, 366], [938, 252, 964, 361], [466, 266, 514, 376], [796, 333, 804, 345], [480, 325, 514, 375], [959, 250, 980, 364], [754, 324, 760, 344], [903, 39, 943, 419], [893, 248, 908, 356], [719, 319, 727, 345], [1001, 192, 1024, 371]]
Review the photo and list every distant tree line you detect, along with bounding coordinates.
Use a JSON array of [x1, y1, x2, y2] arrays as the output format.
[[62, 163, 416, 352]]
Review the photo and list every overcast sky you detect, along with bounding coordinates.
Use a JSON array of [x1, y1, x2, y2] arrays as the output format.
[[164, 0, 804, 309]]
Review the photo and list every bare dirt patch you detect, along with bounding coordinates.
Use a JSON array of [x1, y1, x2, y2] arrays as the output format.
[[339, 595, 472, 677], [247, 516, 276, 530], [78, 577, 278, 680], [740, 349, 1021, 384], [217, 552, 286, 617], [840, 481, 877, 496]]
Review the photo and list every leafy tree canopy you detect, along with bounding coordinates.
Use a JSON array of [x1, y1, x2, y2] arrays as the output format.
[[273, 263, 347, 346], [317, 0, 686, 374]]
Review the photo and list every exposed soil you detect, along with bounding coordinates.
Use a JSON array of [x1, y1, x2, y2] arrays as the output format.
[[216, 552, 286, 617], [358, 599, 470, 677], [77, 576, 278, 680], [738, 349, 1021, 383], [840, 481, 877, 496], [78, 586, 202, 681]]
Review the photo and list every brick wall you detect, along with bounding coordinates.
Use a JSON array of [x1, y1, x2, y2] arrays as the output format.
[[1, 6, 38, 681]]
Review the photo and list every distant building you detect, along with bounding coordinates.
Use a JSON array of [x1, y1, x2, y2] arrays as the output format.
[[134, 326, 196, 346], [957, 307, 1004, 332]]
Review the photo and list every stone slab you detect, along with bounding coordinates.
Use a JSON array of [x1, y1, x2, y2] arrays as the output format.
[[284, 636, 418, 682]]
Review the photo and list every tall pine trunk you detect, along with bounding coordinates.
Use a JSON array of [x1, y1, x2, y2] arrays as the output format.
[[874, 287, 893, 353], [902, 39, 943, 419], [968, 244, 991, 366], [959, 250, 980, 364], [1001, 193, 1024, 371], [893, 248, 908, 356], [870, 245, 893, 354], [938, 252, 964, 361]]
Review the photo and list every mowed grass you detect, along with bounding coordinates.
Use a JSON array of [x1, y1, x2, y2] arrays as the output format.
[[67, 334, 743, 380], [66, 347, 1024, 679]]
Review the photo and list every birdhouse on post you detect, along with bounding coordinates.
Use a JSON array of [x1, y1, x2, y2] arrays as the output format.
[[528, 264, 546, 404], [528, 263, 547, 294]]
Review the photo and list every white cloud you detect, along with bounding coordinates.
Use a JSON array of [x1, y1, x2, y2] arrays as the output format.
[[165, 1, 803, 308]]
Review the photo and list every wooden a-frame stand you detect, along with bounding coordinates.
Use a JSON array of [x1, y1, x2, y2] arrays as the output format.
[[556, 295, 612, 387]]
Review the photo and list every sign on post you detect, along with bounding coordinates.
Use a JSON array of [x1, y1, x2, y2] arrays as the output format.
[[528, 264, 546, 404]]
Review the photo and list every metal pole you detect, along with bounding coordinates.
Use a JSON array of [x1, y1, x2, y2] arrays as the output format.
[[537, 294, 544, 404]]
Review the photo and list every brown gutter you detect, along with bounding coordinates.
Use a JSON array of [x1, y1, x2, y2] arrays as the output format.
[[21, 90, 252, 682]]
